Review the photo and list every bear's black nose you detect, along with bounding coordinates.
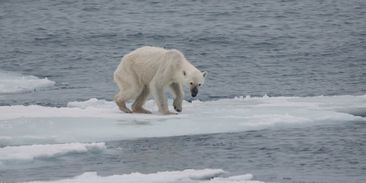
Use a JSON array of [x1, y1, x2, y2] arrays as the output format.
[[191, 87, 198, 97]]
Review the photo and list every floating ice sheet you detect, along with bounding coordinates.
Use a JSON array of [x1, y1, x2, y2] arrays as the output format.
[[0, 95, 365, 146]]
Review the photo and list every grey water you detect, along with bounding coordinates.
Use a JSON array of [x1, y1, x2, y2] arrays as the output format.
[[0, 0, 366, 182], [1, 0, 365, 106], [2, 122, 366, 183]]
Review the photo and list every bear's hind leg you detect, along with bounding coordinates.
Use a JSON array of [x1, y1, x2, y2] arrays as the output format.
[[114, 72, 142, 114], [132, 85, 151, 114], [115, 92, 132, 113]]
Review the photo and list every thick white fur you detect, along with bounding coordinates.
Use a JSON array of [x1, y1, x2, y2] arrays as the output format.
[[114, 46, 207, 115]]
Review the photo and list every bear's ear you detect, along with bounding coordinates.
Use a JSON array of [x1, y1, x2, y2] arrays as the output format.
[[202, 71, 208, 78]]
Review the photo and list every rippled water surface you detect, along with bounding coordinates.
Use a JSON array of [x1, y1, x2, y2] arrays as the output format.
[[0, 0, 365, 182], [1, 0, 365, 106]]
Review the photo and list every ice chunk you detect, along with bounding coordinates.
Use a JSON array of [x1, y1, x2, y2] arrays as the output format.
[[0, 70, 55, 94]]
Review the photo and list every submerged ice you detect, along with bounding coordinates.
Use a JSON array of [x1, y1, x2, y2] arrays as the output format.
[[0, 95, 365, 146], [26, 169, 263, 183]]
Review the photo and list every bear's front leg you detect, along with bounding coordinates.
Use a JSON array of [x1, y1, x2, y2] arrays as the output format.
[[173, 98, 183, 112], [151, 83, 177, 115], [170, 83, 183, 112]]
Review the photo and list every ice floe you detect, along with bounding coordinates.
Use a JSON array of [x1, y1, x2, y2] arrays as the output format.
[[0, 70, 55, 94], [0, 95, 365, 145], [0, 142, 105, 160]]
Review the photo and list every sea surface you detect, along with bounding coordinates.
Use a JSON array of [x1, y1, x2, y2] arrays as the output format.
[[0, 0, 365, 182]]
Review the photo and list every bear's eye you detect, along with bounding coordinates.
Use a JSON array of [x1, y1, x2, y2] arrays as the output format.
[[198, 84, 201, 86], [190, 82, 193, 85]]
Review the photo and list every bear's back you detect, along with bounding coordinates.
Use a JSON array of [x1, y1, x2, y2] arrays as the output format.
[[128, 46, 167, 59]]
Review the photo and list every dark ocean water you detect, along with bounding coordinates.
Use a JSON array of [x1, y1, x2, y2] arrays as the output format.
[[2, 122, 366, 183], [1, 0, 365, 106], [1, 0, 366, 182]]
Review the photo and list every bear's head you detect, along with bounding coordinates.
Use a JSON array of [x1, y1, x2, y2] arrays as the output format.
[[183, 70, 208, 97]]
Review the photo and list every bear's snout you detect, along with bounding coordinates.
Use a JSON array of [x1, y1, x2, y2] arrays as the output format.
[[191, 87, 198, 97]]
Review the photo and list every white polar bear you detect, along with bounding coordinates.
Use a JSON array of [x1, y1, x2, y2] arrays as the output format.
[[113, 46, 207, 115]]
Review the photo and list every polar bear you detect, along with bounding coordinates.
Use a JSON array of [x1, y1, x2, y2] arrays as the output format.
[[113, 46, 207, 115]]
